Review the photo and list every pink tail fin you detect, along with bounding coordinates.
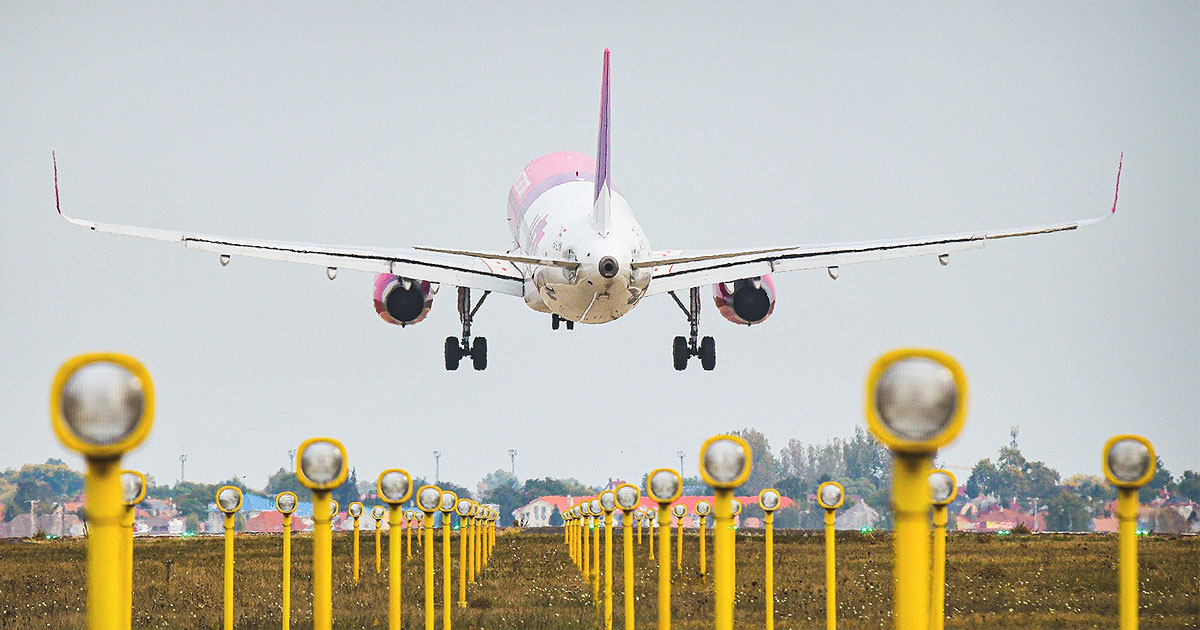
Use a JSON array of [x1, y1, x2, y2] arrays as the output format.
[[594, 49, 611, 203]]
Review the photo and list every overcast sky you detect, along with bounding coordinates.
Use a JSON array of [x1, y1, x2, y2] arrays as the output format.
[[2, 3, 1196, 494]]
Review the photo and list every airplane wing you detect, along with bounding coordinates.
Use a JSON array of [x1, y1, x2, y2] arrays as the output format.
[[52, 155, 561, 297], [639, 155, 1122, 297]]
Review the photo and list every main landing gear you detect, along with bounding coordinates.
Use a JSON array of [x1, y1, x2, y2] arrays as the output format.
[[551, 314, 575, 330], [446, 287, 490, 371], [669, 287, 716, 371]]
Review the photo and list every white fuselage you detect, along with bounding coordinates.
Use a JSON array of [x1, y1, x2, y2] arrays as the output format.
[[512, 180, 651, 324]]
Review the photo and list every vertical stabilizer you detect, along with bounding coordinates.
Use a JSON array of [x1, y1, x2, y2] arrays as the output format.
[[591, 49, 612, 236]]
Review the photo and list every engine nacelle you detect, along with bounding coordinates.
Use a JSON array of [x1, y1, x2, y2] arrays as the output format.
[[712, 275, 776, 325], [374, 273, 436, 326]]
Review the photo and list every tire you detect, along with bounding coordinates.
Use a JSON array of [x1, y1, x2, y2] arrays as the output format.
[[552, 314, 560, 330], [699, 336, 716, 371], [472, 337, 488, 371], [672, 336, 689, 371], [565, 319, 574, 330], [444, 337, 461, 371]]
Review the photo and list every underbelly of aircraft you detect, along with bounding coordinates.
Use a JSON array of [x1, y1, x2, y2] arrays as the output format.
[[538, 277, 641, 324]]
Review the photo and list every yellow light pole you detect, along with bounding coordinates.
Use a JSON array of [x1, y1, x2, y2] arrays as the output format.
[[588, 498, 603, 625], [646, 468, 683, 630], [699, 435, 753, 630], [928, 470, 957, 630], [378, 469, 414, 630], [758, 489, 781, 630], [581, 501, 592, 580], [490, 509, 497, 559], [599, 490, 618, 630], [865, 348, 968, 630], [295, 438, 349, 630], [614, 484, 641, 630], [119, 470, 146, 630], [371, 505, 386, 575], [455, 499, 472, 608], [348, 502, 364, 585], [466, 503, 477, 583], [406, 510, 416, 559], [566, 508, 575, 566], [648, 509, 657, 561], [416, 485, 442, 630], [50, 353, 155, 630], [694, 501, 710, 577], [483, 508, 493, 567], [276, 492, 298, 630], [729, 499, 742, 570], [438, 490, 457, 630], [216, 486, 244, 630], [1103, 435, 1156, 630], [816, 482, 844, 630], [634, 509, 645, 547], [671, 504, 687, 574]]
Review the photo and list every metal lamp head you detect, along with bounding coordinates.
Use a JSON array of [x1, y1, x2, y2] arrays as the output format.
[[646, 468, 683, 504], [599, 490, 617, 513], [439, 490, 458, 513], [671, 504, 687, 518], [694, 500, 711, 516], [929, 470, 958, 506], [456, 499, 472, 517], [730, 499, 742, 516], [376, 469, 413, 505], [349, 501, 364, 518], [328, 500, 339, 518], [371, 505, 385, 520], [758, 488, 781, 512], [416, 486, 441, 513], [468, 502, 479, 517], [51, 353, 155, 458], [817, 481, 844, 510], [276, 492, 298, 515], [1103, 435, 1156, 488], [216, 485, 243, 514], [699, 435, 753, 489], [634, 510, 644, 522], [120, 470, 146, 506], [295, 437, 348, 490], [648, 509, 658, 523], [588, 498, 601, 515], [865, 349, 967, 454], [615, 484, 640, 511]]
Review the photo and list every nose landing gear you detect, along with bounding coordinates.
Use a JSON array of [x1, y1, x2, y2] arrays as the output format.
[[445, 287, 490, 371], [669, 287, 716, 371], [551, 314, 575, 331]]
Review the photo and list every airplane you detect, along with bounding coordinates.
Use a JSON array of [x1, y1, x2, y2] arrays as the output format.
[[54, 49, 1121, 371]]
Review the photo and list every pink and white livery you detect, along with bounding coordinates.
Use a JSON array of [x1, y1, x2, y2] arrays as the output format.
[[54, 50, 1122, 371]]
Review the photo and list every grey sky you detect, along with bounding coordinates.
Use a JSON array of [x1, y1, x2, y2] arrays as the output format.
[[2, 3, 1196, 492]]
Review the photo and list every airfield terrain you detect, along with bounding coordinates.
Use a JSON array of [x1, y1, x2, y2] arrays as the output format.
[[0, 530, 1196, 629]]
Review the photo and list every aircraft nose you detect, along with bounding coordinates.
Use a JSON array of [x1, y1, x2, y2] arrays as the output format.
[[598, 256, 619, 279]]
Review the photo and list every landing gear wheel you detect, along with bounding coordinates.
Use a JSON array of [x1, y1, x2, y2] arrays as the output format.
[[673, 336, 689, 371], [445, 337, 462, 371], [471, 337, 488, 371], [699, 336, 716, 371], [552, 314, 560, 330], [565, 319, 574, 330]]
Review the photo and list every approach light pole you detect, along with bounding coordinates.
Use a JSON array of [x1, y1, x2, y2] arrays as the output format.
[[455, 499, 472, 608], [50, 352, 154, 630], [276, 492, 299, 630], [865, 349, 967, 630], [928, 470, 957, 630], [120, 470, 146, 630], [671, 504, 687, 573], [438, 490, 458, 630], [614, 484, 641, 630], [817, 482, 845, 630], [216, 486, 244, 630], [378, 469, 414, 630], [417, 485, 442, 630], [699, 435, 753, 630], [694, 501, 710, 577], [758, 489, 781, 630], [1103, 435, 1156, 630], [599, 490, 618, 630], [371, 505, 385, 575], [295, 437, 348, 630], [646, 469, 683, 630], [349, 502, 364, 584]]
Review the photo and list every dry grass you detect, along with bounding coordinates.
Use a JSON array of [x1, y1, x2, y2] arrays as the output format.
[[0, 529, 1196, 629]]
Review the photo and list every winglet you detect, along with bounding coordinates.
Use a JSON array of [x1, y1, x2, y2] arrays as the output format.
[[53, 151, 62, 215], [1111, 151, 1122, 214], [590, 49, 613, 236]]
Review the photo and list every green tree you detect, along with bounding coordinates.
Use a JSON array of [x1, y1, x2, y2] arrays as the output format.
[[1175, 470, 1200, 502], [332, 468, 360, 506], [733, 428, 779, 494], [263, 468, 305, 497], [477, 470, 521, 526], [1044, 488, 1091, 532], [520, 477, 594, 505], [1139, 456, 1172, 503]]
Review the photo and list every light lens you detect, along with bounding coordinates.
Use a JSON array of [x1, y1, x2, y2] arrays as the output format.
[[695, 501, 710, 516], [120, 472, 143, 505], [672, 504, 686, 517], [589, 499, 600, 514], [760, 490, 780, 511], [419, 487, 441, 511], [1108, 439, 1151, 483], [615, 486, 638, 510], [277, 493, 297, 513], [329, 500, 338, 517], [349, 503, 363, 517], [372, 505, 384, 519], [600, 491, 616, 511], [379, 471, 411, 503], [60, 362, 144, 446], [874, 357, 958, 441], [456, 499, 471, 516], [300, 441, 344, 486], [929, 472, 955, 503], [649, 471, 680, 501], [703, 438, 747, 485], [730, 499, 741, 515], [820, 484, 842, 508], [440, 491, 456, 511], [218, 487, 240, 512]]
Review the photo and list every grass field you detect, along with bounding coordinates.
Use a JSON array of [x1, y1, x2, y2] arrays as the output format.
[[0, 529, 1196, 629]]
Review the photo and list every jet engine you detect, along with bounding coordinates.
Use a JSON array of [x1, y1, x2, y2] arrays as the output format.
[[374, 273, 437, 326], [712, 275, 776, 325]]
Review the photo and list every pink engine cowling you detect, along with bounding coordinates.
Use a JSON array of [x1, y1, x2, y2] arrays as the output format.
[[712, 275, 776, 325], [374, 274, 436, 326]]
